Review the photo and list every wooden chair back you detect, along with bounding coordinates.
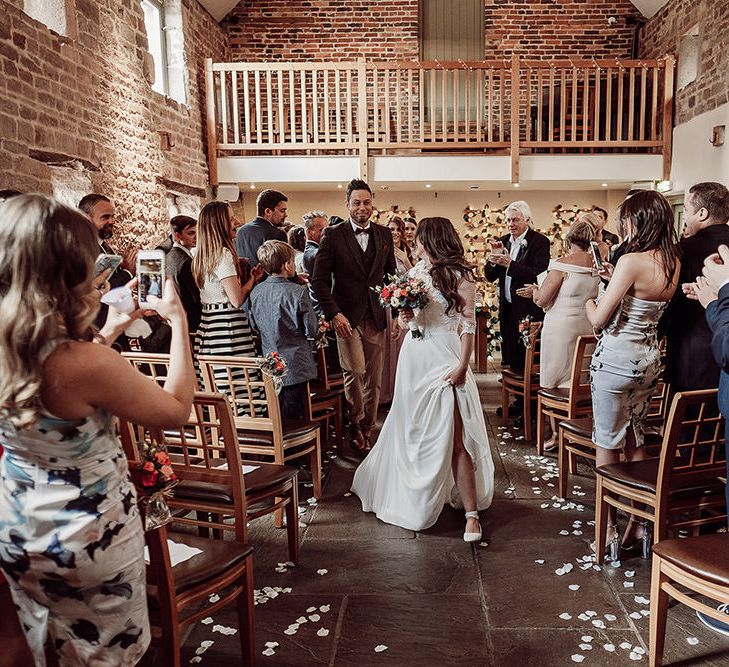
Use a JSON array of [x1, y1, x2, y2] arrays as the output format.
[[121, 392, 250, 543], [656, 390, 726, 506], [524, 321, 543, 379], [122, 351, 173, 387], [567, 335, 596, 406], [315, 347, 344, 391], [197, 355, 285, 456]]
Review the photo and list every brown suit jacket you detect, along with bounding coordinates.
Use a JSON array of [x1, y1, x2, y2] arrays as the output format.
[[311, 221, 397, 330]]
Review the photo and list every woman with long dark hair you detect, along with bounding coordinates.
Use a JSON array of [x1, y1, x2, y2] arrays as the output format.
[[352, 217, 494, 541], [387, 215, 413, 273], [586, 190, 680, 559]]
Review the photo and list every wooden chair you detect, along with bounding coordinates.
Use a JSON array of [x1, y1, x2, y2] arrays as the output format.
[[499, 321, 542, 441], [594, 389, 727, 565], [307, 347, 345, 445], [649, 534, 729, 666], [197, 355, 322, 500], [557, 377, 672, 499], [535, 335, 596, 454], [315, 345, 344, 391], [120, 392, 301, 564], [144, 521, 255, 667]]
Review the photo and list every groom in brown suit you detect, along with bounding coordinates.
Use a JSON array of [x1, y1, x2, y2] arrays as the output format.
[[312, 179, 397, 452]]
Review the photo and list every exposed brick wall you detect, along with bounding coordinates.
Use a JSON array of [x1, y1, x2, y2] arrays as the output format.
[[0, 0, 228, 246], [224, 0, 641, 62], [639, 0, 729, 126]]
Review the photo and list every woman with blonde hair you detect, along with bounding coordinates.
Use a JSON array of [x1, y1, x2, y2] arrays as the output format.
[[192, 202, 258, 371], [0, 195, 194, 664], [518, 217, 600, 449]]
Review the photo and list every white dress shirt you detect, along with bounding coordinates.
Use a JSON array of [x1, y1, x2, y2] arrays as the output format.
[[505, 229, 529, 303], [350, 220, 371, 252]]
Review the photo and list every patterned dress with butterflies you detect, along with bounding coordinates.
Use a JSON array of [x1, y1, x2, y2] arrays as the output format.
[[0, 388, 149, 665]]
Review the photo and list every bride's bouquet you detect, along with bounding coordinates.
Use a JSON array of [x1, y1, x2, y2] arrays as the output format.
[[373, 275, 429, 339]]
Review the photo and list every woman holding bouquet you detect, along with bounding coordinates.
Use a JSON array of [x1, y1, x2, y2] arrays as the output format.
[[352, 217, 494, 540], [0, 195, 194, 664]]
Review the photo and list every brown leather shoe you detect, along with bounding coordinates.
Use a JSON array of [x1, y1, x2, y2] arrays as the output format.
[[350, 427, 368, 454]]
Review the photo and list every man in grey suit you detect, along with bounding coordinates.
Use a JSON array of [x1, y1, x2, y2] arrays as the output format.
[[300, 210, 328, 277], [235, 189, 288, 267], [164, 215, 201, 332]]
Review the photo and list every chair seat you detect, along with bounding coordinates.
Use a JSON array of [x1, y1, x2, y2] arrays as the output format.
[[538, 386, 569, 401], [560, 417, 593, 439], [239, 419, 319, 446], [502, 368, 525, 381], [653, 534, 729, 589], [597, 459, 726, 496], [310, 386, 342, 402], [159, 532, 253, 595], [175, 464, 298, 504]]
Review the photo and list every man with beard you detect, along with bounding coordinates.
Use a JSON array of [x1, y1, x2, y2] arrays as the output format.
[[78, 195, 135, 342]]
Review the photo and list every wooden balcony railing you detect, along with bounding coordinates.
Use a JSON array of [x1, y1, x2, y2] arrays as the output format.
[[205, 55, 674, 185]]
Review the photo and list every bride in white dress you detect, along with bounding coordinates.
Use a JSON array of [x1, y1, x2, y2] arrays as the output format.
[[351, 217, 494, 541]]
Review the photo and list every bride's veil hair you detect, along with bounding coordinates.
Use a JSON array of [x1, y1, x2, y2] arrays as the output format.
[[416, 217, 475, 315]]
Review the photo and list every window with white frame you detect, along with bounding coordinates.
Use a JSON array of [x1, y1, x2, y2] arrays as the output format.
[[140, 0, 187, 104]]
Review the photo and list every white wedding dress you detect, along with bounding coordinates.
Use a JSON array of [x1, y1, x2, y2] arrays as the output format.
[[351, 261, 495, 531]]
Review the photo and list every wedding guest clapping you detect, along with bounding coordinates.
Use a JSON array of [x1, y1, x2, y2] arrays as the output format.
[[0, 195, 194, 664], [517, 218, 600, 449]]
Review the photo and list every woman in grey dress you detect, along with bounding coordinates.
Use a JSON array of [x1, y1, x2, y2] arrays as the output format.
[[586, 191, 680, 559]]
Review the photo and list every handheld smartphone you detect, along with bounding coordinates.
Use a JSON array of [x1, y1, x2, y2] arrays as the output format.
[[137, 249, 165, 307], [590, 241, 603, 269], [95, 253, 123, 279]]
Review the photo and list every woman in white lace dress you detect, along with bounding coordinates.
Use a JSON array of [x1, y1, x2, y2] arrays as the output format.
[[352, 217, 494, 541]]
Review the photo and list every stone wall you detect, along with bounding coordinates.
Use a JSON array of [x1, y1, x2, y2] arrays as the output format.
[[224, 0, 641, 62], [639, 0, 729, 126], [0, 0, 228, 246]]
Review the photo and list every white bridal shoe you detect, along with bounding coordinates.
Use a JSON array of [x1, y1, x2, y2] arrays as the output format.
[[463, 511, 482, 543]]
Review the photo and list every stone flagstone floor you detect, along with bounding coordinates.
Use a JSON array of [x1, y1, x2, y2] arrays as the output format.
[[153, 361, 729, 666]]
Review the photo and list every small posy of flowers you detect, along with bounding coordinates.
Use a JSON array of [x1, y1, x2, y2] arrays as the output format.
[[141, 443, 177, 493], [139, 442, 178, 531], [520, 238, 528, 250], [518, 315, 534, 348], [315, 314, 331, 350], [257, 351, 288, 394], [372, 274, 429, 339]]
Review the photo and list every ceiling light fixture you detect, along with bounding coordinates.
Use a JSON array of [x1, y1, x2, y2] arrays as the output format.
[[601, 183, 608, 187], [425, 184, 432, 188]]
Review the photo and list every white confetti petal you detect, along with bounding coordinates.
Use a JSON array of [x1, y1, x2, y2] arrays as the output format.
[[634, 647, 646, 655], [201, 617, 214, 625], [640, 610, 650, 617], [604, 614, 617, 622], [374, 645, 388, 653], [604, 643, 616, 652], [265, 641, 280, 648], [571, 655, 585, 663], [569, 584, 580, 591], [306, 606, 317, 613], [560, 530, 570, 536], [319, 605, 331, 612], [629, 651, 642, 661], [344, 492, 352, 497], [213, 625, 237, 636], [630, 612, 642, 619], [534, 559, 545, 565], [592, 619, 606, 629], [317, 569, 328, 575], [190, 658, 202, 664], [578, 613, 589, 621], [579, 643, 593, 651], [620, 641, 633, 649], [625, 570, 635, 578], [309, 614, 321, 622], [624, 581, 635, 588], [262, 648, 275, 656], [687, 637, 699, 646], [581, 636, 594, 643], [208, 594, 220, 603], [296, 616, 308, 624], [559, 613, 572, 620], [317, 628, 330, 637], [634, 596, 650, 605], [284, 628, 297, 636]]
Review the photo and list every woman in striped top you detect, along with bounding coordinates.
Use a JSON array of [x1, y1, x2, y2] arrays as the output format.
[[192, 202, 259, 399]]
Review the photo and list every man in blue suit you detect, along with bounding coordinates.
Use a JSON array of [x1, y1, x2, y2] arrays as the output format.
[[687, 235, 729, 636], [235, 189, 288, 267]]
